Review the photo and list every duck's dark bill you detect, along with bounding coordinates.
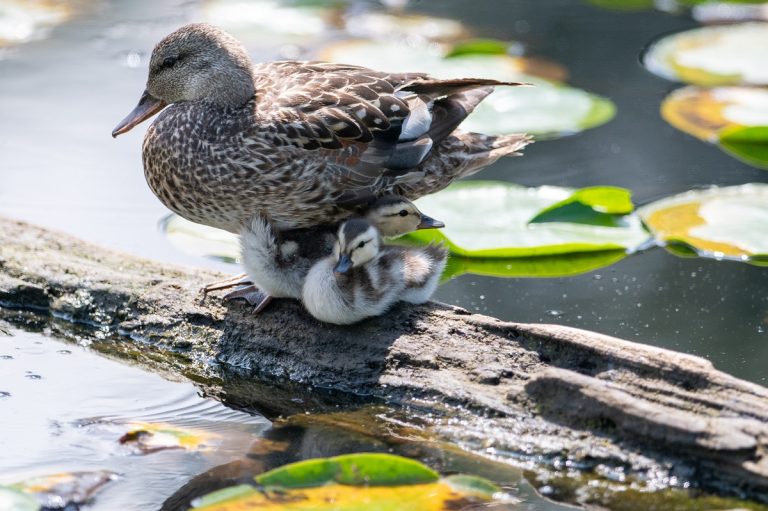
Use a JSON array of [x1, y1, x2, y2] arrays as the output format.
[[334, 255, 353, 274], [111, 90, 167, 138], [417, 214, 446, 230]]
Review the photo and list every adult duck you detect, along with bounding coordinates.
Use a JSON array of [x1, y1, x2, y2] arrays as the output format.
[[112, 23, 530, 233]]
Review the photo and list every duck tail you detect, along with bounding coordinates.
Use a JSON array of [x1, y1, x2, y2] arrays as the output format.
[[394, 131, 532, 198]]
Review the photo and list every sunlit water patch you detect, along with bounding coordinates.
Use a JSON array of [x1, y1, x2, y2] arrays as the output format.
[[0, 328, 269, 510]]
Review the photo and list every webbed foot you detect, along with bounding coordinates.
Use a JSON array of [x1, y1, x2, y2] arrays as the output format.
[[223, 285, 273, 314]]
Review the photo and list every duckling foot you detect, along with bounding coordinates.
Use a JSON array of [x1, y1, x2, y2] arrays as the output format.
[[201, 274, 252, 294], [223, 285, 273, 314]]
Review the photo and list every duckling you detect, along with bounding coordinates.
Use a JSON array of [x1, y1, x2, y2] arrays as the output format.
[[302, 219, 448, 325], [230, 196, 444, 312]]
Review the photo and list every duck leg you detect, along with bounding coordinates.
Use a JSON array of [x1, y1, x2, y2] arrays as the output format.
[[201, 274, 252, 294], [223, 285, 273, 314]]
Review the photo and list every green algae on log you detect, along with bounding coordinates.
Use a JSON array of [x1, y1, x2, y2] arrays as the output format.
[[1, 216, 768, 505]]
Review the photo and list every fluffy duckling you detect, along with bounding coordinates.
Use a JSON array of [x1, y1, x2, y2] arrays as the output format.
[[302, 219, 448, 325], [232, 196, 444, 312]]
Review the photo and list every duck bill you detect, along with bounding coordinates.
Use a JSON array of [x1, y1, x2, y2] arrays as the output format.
[[111, 90, 167, 138], [416, 214, 445, 230], [333, 255, 353, 274]]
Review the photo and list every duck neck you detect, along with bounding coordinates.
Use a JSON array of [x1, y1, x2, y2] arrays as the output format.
[[207, 67, 255, 109]]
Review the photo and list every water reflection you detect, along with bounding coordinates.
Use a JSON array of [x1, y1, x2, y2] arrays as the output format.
[[0, 328, 268, 510]]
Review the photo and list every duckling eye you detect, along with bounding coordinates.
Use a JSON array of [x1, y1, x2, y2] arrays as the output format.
[[398, 210, 409, 217], [161, 55, 180, 69], [357, 241, 366, 249]]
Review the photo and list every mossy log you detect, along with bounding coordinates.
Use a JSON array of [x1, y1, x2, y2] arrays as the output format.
[[1, 216, 767, 502]]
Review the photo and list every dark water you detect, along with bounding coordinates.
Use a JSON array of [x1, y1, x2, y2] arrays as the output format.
[[0, 0, 767, 509]]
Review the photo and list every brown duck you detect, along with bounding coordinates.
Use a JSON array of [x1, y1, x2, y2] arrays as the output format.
[[112, 23, 531, 233]]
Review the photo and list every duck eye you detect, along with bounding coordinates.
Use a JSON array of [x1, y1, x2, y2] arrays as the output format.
[[357, 241, 366, 249], [161, 55, 179, 69], [398, 210, 409, 217]]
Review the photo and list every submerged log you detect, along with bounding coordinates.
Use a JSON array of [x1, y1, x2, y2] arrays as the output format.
[[1, 215, 767, 502]]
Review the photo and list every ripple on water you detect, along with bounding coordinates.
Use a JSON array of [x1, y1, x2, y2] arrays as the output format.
[[0, 328, 269, 511]]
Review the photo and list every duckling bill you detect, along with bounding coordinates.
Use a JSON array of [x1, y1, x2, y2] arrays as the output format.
[[112, 23, 531, 234]]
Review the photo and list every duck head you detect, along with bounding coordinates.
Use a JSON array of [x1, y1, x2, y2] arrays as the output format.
[[365, 196, 445, 238], [333, 219, 381, 274], [112, 23, 254, 137]]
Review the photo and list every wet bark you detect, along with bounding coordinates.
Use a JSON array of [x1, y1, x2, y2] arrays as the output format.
[[1, 216, 767, 502]]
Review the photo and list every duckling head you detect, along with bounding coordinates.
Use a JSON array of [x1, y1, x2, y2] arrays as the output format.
[[365, 196, 445, 238], [113, 23, 254, 137], [333, 219, 381, 274]]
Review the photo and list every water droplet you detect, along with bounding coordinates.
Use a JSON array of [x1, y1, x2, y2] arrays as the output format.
[[538, 485, 554, 495], [56, 349, 72, 355], [25, 373, 42, 380], [546, 310, 563, 317], [0, 391, 10, 399], [0, 355, 13, 360]]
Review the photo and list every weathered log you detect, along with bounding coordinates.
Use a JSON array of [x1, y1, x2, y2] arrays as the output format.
[[1, 215, 767, 503]]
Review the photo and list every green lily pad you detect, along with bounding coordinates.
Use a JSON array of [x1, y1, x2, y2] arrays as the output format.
[[644, 22, 768, 86], [193, 454, 500, 511], [637, 183, 768, 262], [719, 125, 768, 169], [445, 38, 512, 58], [161, 214, 240, 264], [318, 39, 615, 138], [441, 251, 628, 280], [255, 453, 439, 488], [406, 181, 650, 258], [0, 486, 39, 511], [529, 186, 634, 226]]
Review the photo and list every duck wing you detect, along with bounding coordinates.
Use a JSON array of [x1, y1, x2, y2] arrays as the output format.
[[251, 61, 525, 199]]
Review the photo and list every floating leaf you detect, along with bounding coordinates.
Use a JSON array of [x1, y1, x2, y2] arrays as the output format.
[[9, 471, 116, 509], [201, 0, 340, 48], [445, 38, 512, 58], [161, 214, 239, 264], [441, 251, 628, 280], [637, 183, 768, 261], [529, 186, 634, 226], [193, 454, 499, 511], [644, 22, 768, 86], [719, 125, 768, 169], [406, 181, 649, 258], [0, 0, 72, 48], [317, 39, 613, 138], [120, 422, 216, 454], [0, 486, 39, 511], [587, 0, 654, 11], [660, 86, 768, 142], [344, 12, 468, 43], [255, 453, 439, 489]]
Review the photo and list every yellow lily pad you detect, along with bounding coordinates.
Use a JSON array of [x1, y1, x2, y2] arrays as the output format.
[[637, 183, 768, 261], [344, 12, 469, 43], [644, 22, 768, 86], [119, 421, 216, 454], [661, 86, 768, 142], [201, 0, 341, 48], [8, 471, 116, 509], [0, 0, 72, 48], [193, 453, 501, 511]]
